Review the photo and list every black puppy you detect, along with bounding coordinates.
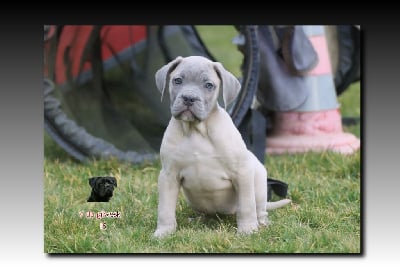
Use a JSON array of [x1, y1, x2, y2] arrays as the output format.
[[87, 176, 117, 202]]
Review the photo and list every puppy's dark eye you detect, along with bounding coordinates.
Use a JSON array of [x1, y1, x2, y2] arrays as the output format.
[[205, 82, 214, 90], [173, 77, 183, 85]]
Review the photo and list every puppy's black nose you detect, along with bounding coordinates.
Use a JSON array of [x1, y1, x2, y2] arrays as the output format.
[[182, 95, 197, 106]]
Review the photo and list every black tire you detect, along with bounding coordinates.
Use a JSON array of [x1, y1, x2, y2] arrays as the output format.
[[229, 25, 260, 128], [44, 79, 158, 164]]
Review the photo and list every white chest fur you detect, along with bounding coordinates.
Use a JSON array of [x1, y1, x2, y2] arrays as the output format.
[[160, 115, 241, 214]]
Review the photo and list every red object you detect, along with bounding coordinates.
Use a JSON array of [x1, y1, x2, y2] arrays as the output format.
[[44, 25, 147, 84]]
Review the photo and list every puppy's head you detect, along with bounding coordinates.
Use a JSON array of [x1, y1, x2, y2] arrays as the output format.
[[89, 176, 117, 199], [155, 56, 241, 122]]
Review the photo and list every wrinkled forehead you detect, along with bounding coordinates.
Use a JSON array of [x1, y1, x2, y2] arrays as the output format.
[[97, 177, 113, 183], [95, 177, 106, 183], [171, 58, 220, 81]]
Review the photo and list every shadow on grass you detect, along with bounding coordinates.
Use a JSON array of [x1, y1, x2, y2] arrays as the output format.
[[44, 132, 79, 163]]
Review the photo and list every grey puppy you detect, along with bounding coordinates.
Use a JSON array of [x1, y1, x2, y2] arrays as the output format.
[[153, 56, 291, 238], [87, 176, 117, 202]]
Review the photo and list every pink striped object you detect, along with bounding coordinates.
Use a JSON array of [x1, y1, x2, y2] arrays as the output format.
[[266, 25, 360, 155]]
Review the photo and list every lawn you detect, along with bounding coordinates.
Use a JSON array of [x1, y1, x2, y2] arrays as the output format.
[[44, 26, 361, 254]]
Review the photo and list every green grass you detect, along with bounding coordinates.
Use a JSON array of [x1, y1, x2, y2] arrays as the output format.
[[196, 26, 243, 77], [44, 26, 361, 253]]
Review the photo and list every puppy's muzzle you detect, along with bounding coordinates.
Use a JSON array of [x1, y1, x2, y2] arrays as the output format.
[[104, 184, 114, 193], [172, 92, 205, 121], [181, 95, 200, 107]]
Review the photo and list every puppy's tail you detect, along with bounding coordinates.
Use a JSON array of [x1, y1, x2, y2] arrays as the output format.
[[266, 199, 292, 210]]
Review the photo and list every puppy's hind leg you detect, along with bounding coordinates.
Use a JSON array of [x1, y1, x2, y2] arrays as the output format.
[[254, 163, 269, 227]]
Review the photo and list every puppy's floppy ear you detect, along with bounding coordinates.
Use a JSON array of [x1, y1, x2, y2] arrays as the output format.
[[155, 56, 183, 102], [213, 62, 241, 108], [110, 177, 117, 187], [89, 177, 97, 188]]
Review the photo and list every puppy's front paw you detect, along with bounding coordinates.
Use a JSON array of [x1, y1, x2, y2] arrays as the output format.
[[237, 221, 259, 234], [153, 224, 176, 238]]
